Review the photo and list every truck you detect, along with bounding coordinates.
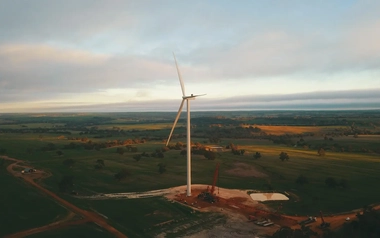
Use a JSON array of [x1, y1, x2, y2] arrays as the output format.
[[299, 217, 317, 225], [21, 168, 36, 174]]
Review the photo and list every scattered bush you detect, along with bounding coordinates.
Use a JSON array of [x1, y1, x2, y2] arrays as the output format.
[[158, 163, 166, 174], [279, 152, 289, 161], [115, 168, 130, 181]]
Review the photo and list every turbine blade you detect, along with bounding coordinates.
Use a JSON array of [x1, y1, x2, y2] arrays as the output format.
[[173, 52, 186, 96], [166, 99, 185, 146]]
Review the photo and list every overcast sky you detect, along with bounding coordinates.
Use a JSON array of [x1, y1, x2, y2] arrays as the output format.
[[1, 0, 380, 112]]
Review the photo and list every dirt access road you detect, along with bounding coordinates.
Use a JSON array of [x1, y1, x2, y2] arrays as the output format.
[[1, 156, 127, 238]]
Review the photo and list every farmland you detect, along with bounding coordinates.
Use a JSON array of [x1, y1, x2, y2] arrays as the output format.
[[0, 110, 380, 237]]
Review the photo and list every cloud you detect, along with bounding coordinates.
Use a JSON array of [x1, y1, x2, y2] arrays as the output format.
[[0, 1, 138, 43], [1, 1, 380, 112], [0, 44, 177, 101], [186, 20, 380, 80], [1, 89, 378, 113]]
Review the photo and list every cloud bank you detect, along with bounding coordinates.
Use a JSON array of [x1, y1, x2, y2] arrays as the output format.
[[0, 1, 380, 112]]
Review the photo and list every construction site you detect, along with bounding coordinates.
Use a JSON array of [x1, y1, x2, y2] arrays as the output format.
[[168, 163, 296, 229], [164, 162, 366, 237]]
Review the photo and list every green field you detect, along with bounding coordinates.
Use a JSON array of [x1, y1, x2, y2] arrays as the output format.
[[1, 111, 380, 236], [26, 223, 115, 238], [56, 196, 226, 238], [0, 162, 68, 237]]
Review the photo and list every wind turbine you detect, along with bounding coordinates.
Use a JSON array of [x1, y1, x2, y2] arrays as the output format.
[[166, 53, 205, 197]]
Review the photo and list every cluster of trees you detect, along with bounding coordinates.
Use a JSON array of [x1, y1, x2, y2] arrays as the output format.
[[187, 148, 218, 160], [157, 163, 166, 174], [253, 152, 262, 159], [94, 159, 105, 169], [68, 137, 145, 145], [131, 150, 162, 161], [129, 147, 168, 160], [203, 150, 217, 160], [114, 162, 167, 181], [115, 168, 130, 181], [232, 148, 245, 155], [271, 225, 318, 238], [193, 124, 264, 141], [208, 137, 221, 143], [150, 150, 165, 158], [133, 154, 142, 162], [116, 146, 138, 155], [271, 135, 294, 146], [340, 205, 380, 237], [0, 128, 71, 135], [166, 142, 186, 150], [295, 175, 309, 185], [279, 152, 290, 161], [295, 175, 349, 189], [226, 143, 245, 155], [78, 128, 147, 137], [312, 142, 370, 154], [317, 148, 326, 156], [62, 138, 145, 151], [325, 177, 349, 189]]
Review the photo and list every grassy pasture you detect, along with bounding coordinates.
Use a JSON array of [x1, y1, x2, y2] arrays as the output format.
[[94, 122, 178, 131], [0, 123, 65, 129], [58, 197, 226, 237], [27, 223, 115, 238], [2, 126, 380, 215], [0, 162, 68, 237], [37, 146, 222, 194], [236, 142, 380, 214], [1, 111, 380, 236]]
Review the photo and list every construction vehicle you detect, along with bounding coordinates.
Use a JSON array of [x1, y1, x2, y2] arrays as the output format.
[[319, 211, 330, 228], [255, 219, 269, 225], [198, 163, 219, 203], [262, 221, 274, 227], [255, 219, 274, 226], [299, 216, 317, 225]]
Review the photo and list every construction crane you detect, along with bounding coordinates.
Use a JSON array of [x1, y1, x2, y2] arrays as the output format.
[[209, 162, 220, 195], [198, 163, 220, 203], [319, 210, 330, 228]]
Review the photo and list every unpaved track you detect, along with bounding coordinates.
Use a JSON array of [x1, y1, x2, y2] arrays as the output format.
[[1, 156, 127, 238], [4, 214, 88, 238]]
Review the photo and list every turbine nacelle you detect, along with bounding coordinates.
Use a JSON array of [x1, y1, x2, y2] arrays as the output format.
[[182, 93, 206, 100]]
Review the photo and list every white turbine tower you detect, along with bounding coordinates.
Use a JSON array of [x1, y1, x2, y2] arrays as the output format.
[[166, 53, 205, 197]]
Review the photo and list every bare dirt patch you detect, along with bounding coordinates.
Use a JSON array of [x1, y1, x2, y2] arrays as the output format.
[[164, 185, 296, 237], [225, 162, 268, 178], [184, 208, 276, 238]]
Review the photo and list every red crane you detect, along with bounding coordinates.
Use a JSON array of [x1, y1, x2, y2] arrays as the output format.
[[199, 163, 220, 203], [210, 163, 220, 195]]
